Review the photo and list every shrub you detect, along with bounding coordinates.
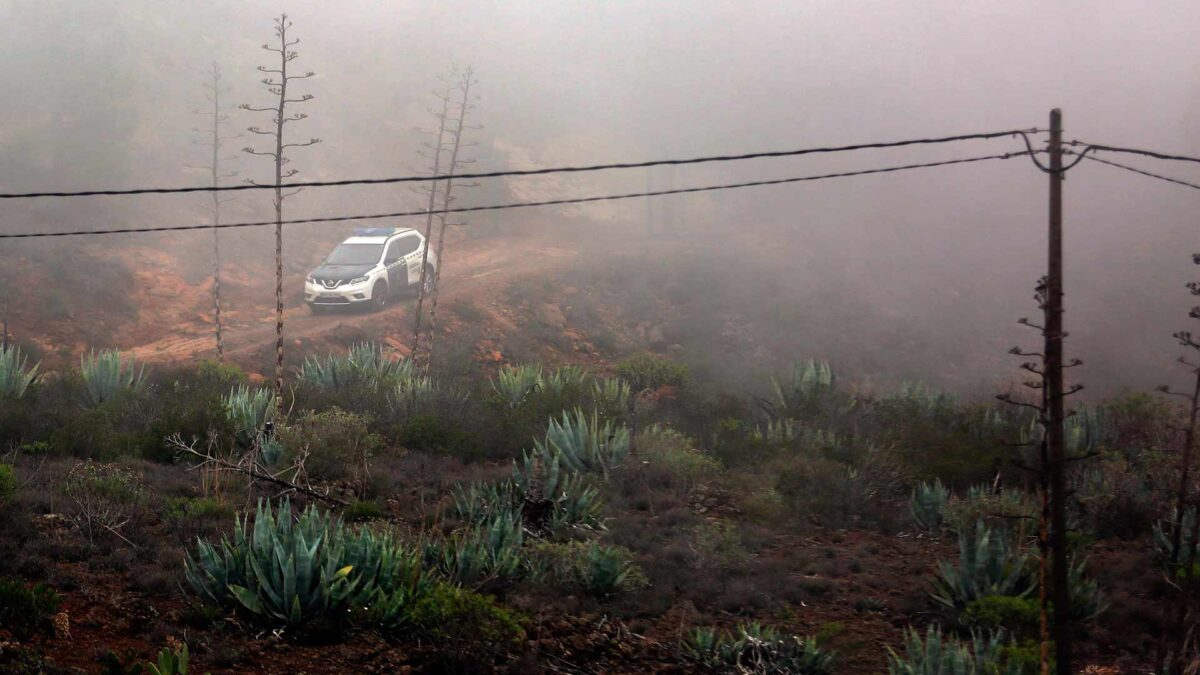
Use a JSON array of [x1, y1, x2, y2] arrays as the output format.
[[64, 461, 146, 542], [636, 425, 720, 492], [616, 352, 689, 392], [887, 625, 1022, 675], [682, 622, 834, 674], [0, 345, 39, 399], [930, 521, 1034, 611], [527, 541, 647, 596], [276, 408, 381, 483], [943, 486, 1037, 536], [80, 349, 148, 406], [962, 595, 1040, 640], [0, 576, 61, 640], [343, 499, 388, 522], [0, 463, 17, 502], [910, 479, 950, 533], [404, 582, 524, 667], [1072, 459, 1156, 540]]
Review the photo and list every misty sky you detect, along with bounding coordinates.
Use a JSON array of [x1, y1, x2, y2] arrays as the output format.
[[1, 1, 1198, 394]]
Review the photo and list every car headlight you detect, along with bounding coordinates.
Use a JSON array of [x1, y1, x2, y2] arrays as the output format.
[[350, 276, 369, 285], [306, 276, 316, 284]]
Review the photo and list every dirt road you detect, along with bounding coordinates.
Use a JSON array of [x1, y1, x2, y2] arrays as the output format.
[[126, 236, 580, 368]]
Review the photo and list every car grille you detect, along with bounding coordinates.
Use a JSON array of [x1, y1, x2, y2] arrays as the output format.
[[317, 279, 343, 289]]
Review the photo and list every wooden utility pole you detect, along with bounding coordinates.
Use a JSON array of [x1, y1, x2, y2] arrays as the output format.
[[242, 14, 319, 402], [1045, 107, 1072, 675]]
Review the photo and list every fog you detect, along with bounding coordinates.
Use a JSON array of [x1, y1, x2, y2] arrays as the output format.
[[1, 1, 1198, 396]]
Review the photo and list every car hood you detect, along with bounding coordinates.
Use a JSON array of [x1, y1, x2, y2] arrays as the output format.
[[310, 263, 375, 282]]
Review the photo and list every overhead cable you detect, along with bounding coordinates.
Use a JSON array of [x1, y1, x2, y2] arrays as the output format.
[[0, 151, 1029, 239], [0, 128, 1039, 199]]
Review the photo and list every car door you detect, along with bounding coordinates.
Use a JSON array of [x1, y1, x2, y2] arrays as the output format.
[[390, 234, 424, 286], [382, 239, 407, 289]]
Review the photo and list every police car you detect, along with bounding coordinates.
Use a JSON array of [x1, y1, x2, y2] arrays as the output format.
[[304, 227, 437, 313]]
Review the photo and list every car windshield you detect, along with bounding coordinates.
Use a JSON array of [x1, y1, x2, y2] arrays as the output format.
[[325, 243, 383, 266]]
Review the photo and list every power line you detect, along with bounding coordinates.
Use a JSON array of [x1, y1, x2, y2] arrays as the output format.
[[0, 128, 1038, 199], [1070, 151, 1200, 192], [1069, 140, 1200, 167], [0, 151, 1028, 239]]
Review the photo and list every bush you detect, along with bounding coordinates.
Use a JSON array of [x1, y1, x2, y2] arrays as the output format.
[[962, 595, 1040, 640], [616, 352, 689, 392], [64, 461, 146, 542], [943, 486, 1037, 536], [1073, 459, 1156, 540], [527, 541, 646, 597], [636, 425, 720, 492], [276, 408, 381, 483], [930, 521, 1034, 611], [0, 576, 61, 640], [404, 582, 524, 668], [682, 622, 834, 674], [0, 463, 17, 502]]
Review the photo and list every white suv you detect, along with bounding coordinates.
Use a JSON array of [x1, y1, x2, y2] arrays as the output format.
[[304, 227, 437, 313]]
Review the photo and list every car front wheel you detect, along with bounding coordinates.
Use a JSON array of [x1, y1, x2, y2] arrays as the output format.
[[371, 281, 389, 311]]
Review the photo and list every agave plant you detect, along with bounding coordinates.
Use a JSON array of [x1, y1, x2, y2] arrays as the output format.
[[491, 363, 542, 408], [223, 384, 275, 450], [541, 364, 591, 397], [753, 418, 799, 444], [429, 510, 525, 588], [683, 622, 834, 674], [1069, 557, 1106, 621], [532, 408, 630, 479], [451, 480, 520, 524], [1155, 506, 1198, 567], [299, 342, 413, 391], [0, 345, 39, 399], [887, 625, 1020, 675], [771, 360, 834, 408], [886, 381, 958, 418], [910, 479, 950, 533], [80, 349, 147, 406], [184, 500, 359, 627], [511, 451, 605, 530], [930, 521, 1033, 610], [575, 542, 643, 596], [592, 376, 631, 412]]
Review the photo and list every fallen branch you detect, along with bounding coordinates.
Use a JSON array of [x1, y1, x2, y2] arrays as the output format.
[[167, 434, 348, 506]]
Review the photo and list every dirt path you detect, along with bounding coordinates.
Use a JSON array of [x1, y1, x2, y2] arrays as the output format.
[[127, 236, 580, 367]]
